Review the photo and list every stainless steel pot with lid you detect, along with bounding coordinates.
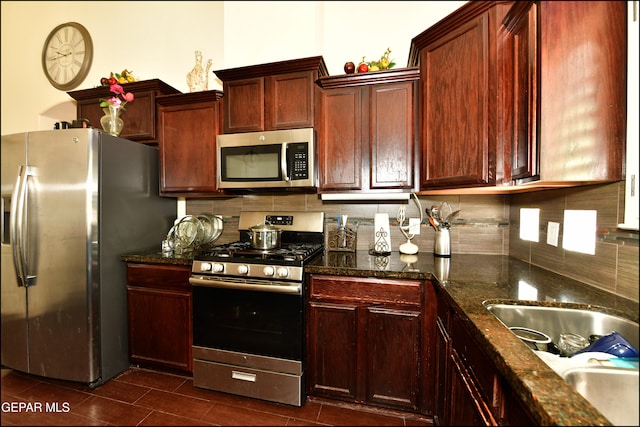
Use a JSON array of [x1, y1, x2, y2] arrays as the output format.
[[249, 222, 282, 250]]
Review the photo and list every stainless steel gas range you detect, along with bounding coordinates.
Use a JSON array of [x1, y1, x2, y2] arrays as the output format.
[[189, 211, 325, 406]]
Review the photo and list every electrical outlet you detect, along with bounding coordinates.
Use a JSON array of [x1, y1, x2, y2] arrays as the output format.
[[409, 218, 421, 235], [547, 221, 560, 246]]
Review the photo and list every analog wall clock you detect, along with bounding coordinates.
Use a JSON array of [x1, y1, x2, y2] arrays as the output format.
[[41, 22, 93, 90]]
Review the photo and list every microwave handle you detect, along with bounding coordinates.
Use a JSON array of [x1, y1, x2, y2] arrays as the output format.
[[281, 143, 290, 181]]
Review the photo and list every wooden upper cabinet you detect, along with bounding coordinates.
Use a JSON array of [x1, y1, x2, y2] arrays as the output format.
[[224, 77, 264, 132], [317, 86, 363, 191], [409, 0, 626, 191], [214, 56, 328, 134], [67, 79, 181, 145], [370, 82, 416, 189], [410, 2, 508, 189], [501, 1, 539, 184], [316, 68, 419, 195], [156, 90, 225, 197], [266, 72, 316, 130], [538, 0, 626, 182]]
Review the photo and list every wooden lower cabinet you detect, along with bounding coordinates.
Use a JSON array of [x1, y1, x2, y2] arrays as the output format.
[[126, 263, 192, 374], [434, 286, 536, 426], [306, 274, 433, 414], [449, 348, 497, 426], [434, 316, 451, 424]]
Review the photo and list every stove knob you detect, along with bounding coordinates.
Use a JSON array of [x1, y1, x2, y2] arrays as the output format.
[[263, 266, 275, 276], [212, 263, 225, 273], [277, 267, 289, 278], [200, 262, 212, 272], [237, 265, 249, 275]]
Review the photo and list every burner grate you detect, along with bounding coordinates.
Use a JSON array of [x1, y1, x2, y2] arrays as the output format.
[[196, 242, 323, 263]]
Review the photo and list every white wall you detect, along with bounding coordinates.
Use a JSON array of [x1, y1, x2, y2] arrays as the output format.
[[1, 1, 465, 135]]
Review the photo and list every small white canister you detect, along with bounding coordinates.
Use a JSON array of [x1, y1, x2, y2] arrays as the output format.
[[372, 213, 392, 254]]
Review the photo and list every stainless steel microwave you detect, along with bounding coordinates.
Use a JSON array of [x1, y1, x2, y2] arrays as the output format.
[[216, 128, 316, 189]]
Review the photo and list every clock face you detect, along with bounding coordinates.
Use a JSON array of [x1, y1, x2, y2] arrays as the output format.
[[42, 22, 93, 91]]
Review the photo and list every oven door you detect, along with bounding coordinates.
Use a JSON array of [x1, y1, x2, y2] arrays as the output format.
[[192, 282, 303, 361]]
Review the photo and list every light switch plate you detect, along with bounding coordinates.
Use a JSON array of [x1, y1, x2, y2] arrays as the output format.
[[547, 221, 560, 246], [409, 218, 421, 235]]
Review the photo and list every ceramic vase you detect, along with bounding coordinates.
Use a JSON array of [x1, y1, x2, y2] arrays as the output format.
[[100, 105, 124, 137]]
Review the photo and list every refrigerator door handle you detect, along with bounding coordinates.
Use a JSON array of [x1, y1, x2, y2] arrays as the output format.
[[10, 165, 35, 287]]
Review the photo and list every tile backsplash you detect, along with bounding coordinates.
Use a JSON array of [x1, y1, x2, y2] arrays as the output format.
[[510, 182, 638, 302], [186, 193, 510, 255], [186, 181, 638, 302]]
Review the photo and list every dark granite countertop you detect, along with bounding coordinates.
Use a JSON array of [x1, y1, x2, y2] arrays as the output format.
[[121, 249, 194, 266], [122, 249, 638, 425]]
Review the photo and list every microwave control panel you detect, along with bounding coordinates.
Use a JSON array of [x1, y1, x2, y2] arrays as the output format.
[[288, 142, 309, 180]]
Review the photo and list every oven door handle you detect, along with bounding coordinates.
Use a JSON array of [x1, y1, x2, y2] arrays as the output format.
[[189, 276, 302, 295]]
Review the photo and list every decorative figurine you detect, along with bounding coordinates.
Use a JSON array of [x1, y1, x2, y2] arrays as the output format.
[[187, 50, 213, 92]]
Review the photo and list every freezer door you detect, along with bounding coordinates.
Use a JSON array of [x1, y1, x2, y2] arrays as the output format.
[[1, 133, 29, 373], [18, 129, 100, 382]]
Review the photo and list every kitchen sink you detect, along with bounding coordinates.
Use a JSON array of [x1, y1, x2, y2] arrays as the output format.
[[484, 302, 639, 425], [562, 366, 639, 426], [483, 303, 639, 349]]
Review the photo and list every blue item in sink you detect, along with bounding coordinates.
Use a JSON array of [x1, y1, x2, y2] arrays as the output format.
[[609, 357, 639, 369], [573, 331, 639, 358]]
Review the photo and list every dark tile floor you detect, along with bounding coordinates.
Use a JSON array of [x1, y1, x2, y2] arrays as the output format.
[[1, 367, 434, 426]]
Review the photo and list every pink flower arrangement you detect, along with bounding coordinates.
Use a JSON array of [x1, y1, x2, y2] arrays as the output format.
[[99, 84, 134, 110]]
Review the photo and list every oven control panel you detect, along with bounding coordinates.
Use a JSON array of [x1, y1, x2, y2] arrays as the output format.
[[192, 260, 303, 282], [264, 215, 293, 226]]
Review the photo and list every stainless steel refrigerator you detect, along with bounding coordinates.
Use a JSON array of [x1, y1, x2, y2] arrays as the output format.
[[1, 129, 176, 386]]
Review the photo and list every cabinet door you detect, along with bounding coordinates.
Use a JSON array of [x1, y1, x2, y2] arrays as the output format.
[[365, 305, 421, 412], [502, 384, 537, 426], [420, 12, 495, 188], [306, 300, 358, 401], [539, 1, 626, 181], [79, 90, 158, 142], [502, 1, 538, 182], [158, 100, 222, 196], [434, 317, 451, 425], [318, 87, 363, 191], [224, 77, 265, 133], [449, 350, 498, 426], [369, 82, 416, 190], [266, 71, 315, 130], [126, 263, 192, 374], [127, 286, 192, 373]]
